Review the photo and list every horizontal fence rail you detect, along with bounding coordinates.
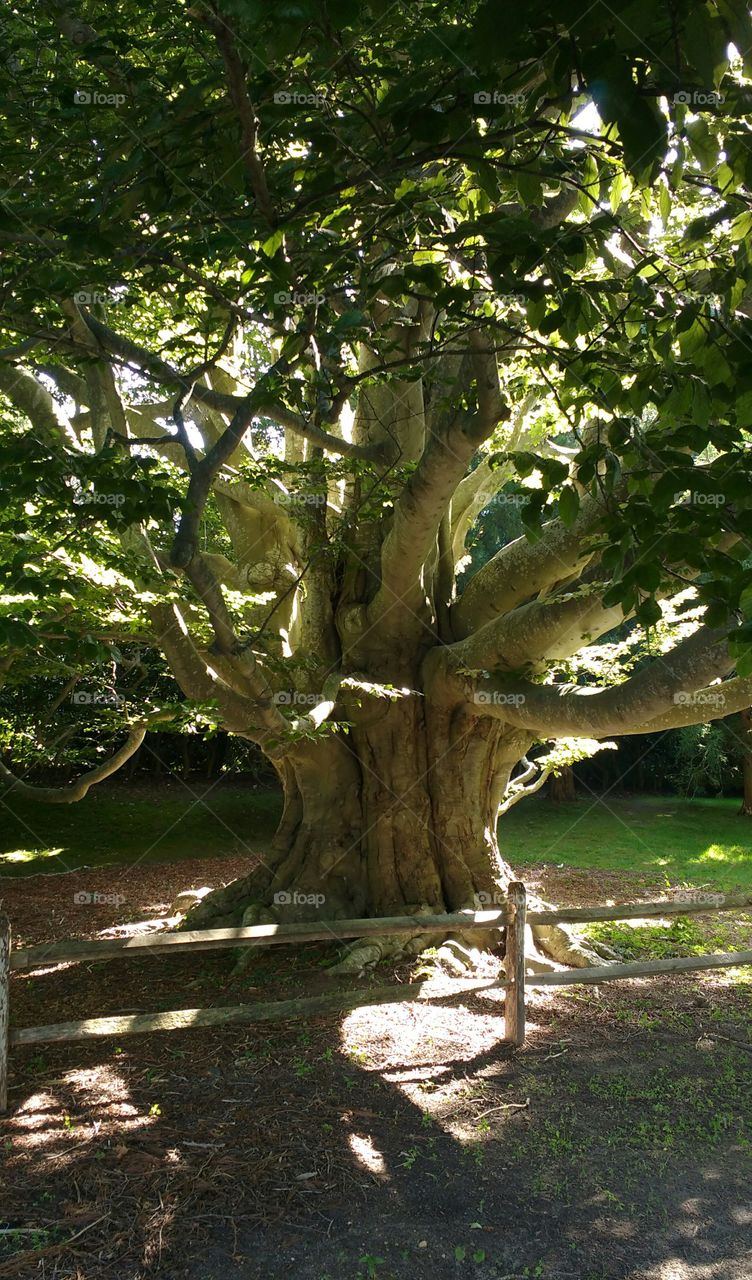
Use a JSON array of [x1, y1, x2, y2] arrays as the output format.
[[9, 976, 504, 1049], [2, 884, 751, 1110], [10, 891, 752, 972]]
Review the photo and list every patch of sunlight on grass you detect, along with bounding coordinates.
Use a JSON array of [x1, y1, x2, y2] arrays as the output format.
[[698, 844, 745, 863], [0, 847, 64, 864], [709, 968, 752, 986]]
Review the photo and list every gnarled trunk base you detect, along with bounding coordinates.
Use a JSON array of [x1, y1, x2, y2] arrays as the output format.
[[184, 701, 601, 971]]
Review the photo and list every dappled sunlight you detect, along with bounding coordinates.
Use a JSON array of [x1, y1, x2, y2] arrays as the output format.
[[340, 995, 540, 1145], [7, 1063, 157, 1157], [694, 843, 750, 865], [16, 961, 78, 979], [1, 1053, 185, 1265], [702, 968, 752, 987], [348, 1132, 388, 1177], [0, 846, 64, 866]]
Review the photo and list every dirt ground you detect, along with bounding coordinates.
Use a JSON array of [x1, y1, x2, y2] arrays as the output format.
[[1, 857, 751, 1280]]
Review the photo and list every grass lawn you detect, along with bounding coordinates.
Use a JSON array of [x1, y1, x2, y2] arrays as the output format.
[[503, 793, 752, 890], [0, 783, 282, 876], [1, 785, 751, 890]]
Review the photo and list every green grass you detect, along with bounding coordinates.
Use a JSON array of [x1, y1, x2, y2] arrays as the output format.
[[1, 787, 751, 889], [503, 794, 752, 891], [587, 913, 752, 960], [0, 785, 282, 876]]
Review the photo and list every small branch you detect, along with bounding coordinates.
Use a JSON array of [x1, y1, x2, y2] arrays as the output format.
[[77, 313, 380, 459], [0, 713, 173, 805], [211, 13, 276, 226], [498, 764, 553, 814]]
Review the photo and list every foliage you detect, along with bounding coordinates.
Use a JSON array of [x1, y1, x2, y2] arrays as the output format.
[[0, 1, 751, 893], [668, 720, 740, 796]]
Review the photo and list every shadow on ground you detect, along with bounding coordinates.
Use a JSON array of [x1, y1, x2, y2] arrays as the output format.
[[3, 954, 752, 1280]]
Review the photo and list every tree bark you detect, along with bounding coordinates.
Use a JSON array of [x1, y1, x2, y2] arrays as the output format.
[[549, 765, 577, 803], [186, 685, 533, 935], [739, 709, 752, 816]]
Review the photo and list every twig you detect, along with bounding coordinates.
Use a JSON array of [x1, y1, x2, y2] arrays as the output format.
[[702, 1028, 752, 1054], [474, 1098, 530, 1120], [0, 1214, 109, 1277]]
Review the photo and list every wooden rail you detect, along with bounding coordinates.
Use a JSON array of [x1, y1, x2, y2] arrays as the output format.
[[9, 891, 752, 973], [2, 885, 751, 1111]]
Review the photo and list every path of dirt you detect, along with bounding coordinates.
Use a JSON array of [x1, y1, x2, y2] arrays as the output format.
[[1, 856, 751, 1280]]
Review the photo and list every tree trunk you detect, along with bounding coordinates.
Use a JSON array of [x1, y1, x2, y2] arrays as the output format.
[[549, 765, 577, 802], [739, 709, 752, 816], [185, 691, 533, 933]]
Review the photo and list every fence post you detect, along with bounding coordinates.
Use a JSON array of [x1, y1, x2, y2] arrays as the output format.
[[505, 882, 526, 1046], [0, 915, 10, 1113]]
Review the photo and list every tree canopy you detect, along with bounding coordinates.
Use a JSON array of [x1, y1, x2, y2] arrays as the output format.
[[2, 0, 752, 942]]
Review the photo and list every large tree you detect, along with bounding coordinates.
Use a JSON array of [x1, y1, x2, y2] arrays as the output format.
[[2, 0, 752, 967]]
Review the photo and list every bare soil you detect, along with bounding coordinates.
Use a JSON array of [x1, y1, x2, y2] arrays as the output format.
[[1, 856, 751, 1280]]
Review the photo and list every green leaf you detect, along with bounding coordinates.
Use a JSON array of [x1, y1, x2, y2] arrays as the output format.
[[658, 181, 671, 227], [261, 228, 285, 258], [558, 484, 580, 527], [739, 583, 752, 620], [683, 7, 729, 88], [636, 596, 662, 626], [634, 561, 662, 592], [685, 119, 719, 171]]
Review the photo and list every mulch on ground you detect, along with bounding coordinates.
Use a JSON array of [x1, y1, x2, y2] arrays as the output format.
[[1, 857, 751, 1280]]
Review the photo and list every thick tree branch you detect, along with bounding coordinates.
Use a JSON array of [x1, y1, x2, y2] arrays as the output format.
[[462, 625, 735, 737], [451, 585, 624, 673], [62, 301, 128, 447], [627, 676, 752, 733], [368, 332, 507, 629], [181, 553, 240, 656], [452, 495, 606, 638], [152, 602, 287, 745], [0, 363, 79, 448]]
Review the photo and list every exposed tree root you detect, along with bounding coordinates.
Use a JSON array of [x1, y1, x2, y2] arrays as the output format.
[[324, 918, 609, 980], [180, 876, 615, 977]]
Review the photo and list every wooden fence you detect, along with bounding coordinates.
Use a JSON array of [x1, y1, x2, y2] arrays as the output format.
[[2, 883, 752, 1112]]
